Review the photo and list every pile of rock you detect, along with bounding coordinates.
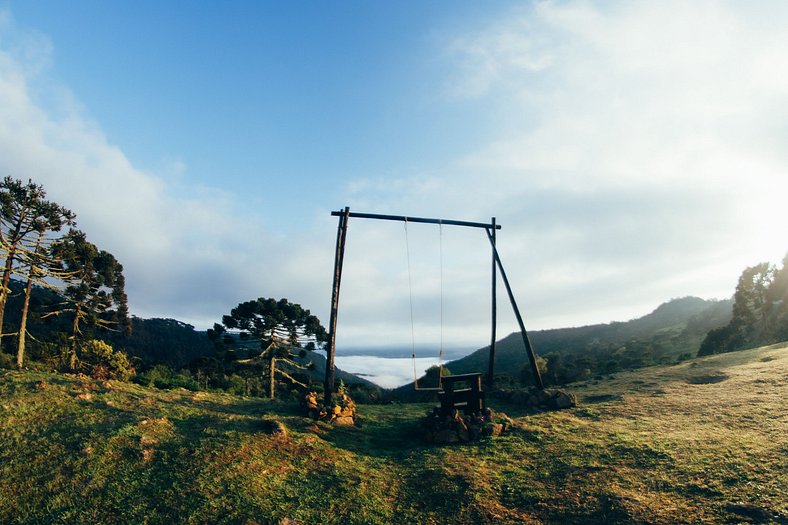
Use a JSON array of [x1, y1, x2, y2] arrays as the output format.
[[503, 387, 578, 410], [302, 390, 357, 426], [422, 407, 513, 445]]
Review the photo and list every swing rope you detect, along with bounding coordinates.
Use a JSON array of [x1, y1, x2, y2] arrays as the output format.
[[404, 219, 418, 381], [438, 220, 444, 387], [406, 218, 445, 391]]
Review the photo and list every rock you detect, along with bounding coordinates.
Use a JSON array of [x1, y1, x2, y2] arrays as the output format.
[[76, 392, 92, 401], [537, 389, 554, 404], [260, 419, 288, 436], [333, 416, 355, 426], [483, 423, 503, 437], [553, 390, 577, 409], [457, 428, 470, 442]]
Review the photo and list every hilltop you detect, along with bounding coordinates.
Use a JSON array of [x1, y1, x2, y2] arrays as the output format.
[[1, 342, 785, 524]]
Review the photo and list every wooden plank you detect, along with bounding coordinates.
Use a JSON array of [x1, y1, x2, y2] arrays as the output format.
[[331, 210, 501, 230], [485, 228, 545, 390], [488, 216, 497, 387], [325, 207, 350, 405]]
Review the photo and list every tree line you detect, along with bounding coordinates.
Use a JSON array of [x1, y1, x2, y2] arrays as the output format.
[[0, 177, 130, 376], [699, 253, 788, 356]]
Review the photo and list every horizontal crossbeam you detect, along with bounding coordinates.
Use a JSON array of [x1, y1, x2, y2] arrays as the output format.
[[331, 210, 501, 230]]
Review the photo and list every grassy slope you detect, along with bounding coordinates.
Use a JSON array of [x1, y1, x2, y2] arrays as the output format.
[[1, 343, 786, 525]]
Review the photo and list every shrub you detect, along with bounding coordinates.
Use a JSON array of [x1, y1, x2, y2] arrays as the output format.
[[135, 364, 198, 391], [0, 352, 14, 370], [81, 340, 136, 381]]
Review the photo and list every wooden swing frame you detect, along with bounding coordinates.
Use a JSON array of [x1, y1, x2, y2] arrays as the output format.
[[323, 207, 544, 405]]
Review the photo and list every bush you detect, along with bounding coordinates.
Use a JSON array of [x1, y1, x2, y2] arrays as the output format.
[[135, 364, 198, 391], [80, 340, 135, 381], [0, 352, 14, 370]]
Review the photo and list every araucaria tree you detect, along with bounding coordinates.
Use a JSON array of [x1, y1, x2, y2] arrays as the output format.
[[50, 229, 131, 368], [0, 177, 75, 343], [210, 297, 327, 399], [699, 253, 788, 355]]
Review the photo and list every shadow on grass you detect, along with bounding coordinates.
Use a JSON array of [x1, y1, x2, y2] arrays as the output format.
[[171, 413, 275, 437]]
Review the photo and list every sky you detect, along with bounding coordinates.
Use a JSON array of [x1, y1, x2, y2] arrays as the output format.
[[1, 1, 787, 356]]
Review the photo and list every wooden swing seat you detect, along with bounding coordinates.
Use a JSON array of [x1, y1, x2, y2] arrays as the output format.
[[437, 373, 485, 416]]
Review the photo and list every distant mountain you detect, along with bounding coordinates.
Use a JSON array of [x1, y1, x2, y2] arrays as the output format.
[[393, 296, 732, 396]]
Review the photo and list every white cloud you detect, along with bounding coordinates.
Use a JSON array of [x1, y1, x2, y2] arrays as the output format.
[[0, 13, 334, 330], [339, 0, 788, 338]]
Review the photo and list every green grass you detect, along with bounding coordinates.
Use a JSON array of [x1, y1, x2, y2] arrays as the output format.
[[1, 343, 787, 524]]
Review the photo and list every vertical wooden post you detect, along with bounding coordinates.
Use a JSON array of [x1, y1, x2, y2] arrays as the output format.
[[485, 229, 544, 390], [487, 217, 497, 388], [325, 206, 350, 405]]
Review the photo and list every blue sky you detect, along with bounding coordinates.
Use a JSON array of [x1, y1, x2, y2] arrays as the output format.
[[1, 1, 787, 354]]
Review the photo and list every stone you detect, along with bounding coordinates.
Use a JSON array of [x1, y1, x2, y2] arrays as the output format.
[[260, 419, 288, 436], [485, 423, 503, 437], [553, 390, 577, 409], [333, 416, 355, 426], [536, 389, 553, 404]]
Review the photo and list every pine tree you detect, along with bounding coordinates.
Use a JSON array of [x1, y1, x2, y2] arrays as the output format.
[[0, 177, 75, 342]]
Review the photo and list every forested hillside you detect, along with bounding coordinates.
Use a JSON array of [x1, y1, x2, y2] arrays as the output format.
[[394, 296, 732, 398]]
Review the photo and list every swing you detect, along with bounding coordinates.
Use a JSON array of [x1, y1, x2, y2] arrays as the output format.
[[322, 207, 544, 407], [404, 218, 445, 391]]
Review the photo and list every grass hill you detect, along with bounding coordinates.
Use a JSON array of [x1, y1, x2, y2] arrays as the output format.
[[1, 342, 785, 524]]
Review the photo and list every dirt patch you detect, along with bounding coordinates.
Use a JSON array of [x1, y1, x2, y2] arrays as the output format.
[[686, 372, 729, 385], [583, 394, 623, 404]]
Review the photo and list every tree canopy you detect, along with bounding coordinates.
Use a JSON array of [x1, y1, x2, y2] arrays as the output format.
[[210, 297, 328, 398], [215, 297, 327, 350], [0, 177, 75, 340], [699, 253, 788, 356], [50, 229, 130, 367]]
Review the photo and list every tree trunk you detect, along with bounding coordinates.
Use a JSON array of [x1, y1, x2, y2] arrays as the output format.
[[69, 309, 81, 370], [15, 272, 35, 369], [0, 244, 18, 340], [268, 357, 276, 399]]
